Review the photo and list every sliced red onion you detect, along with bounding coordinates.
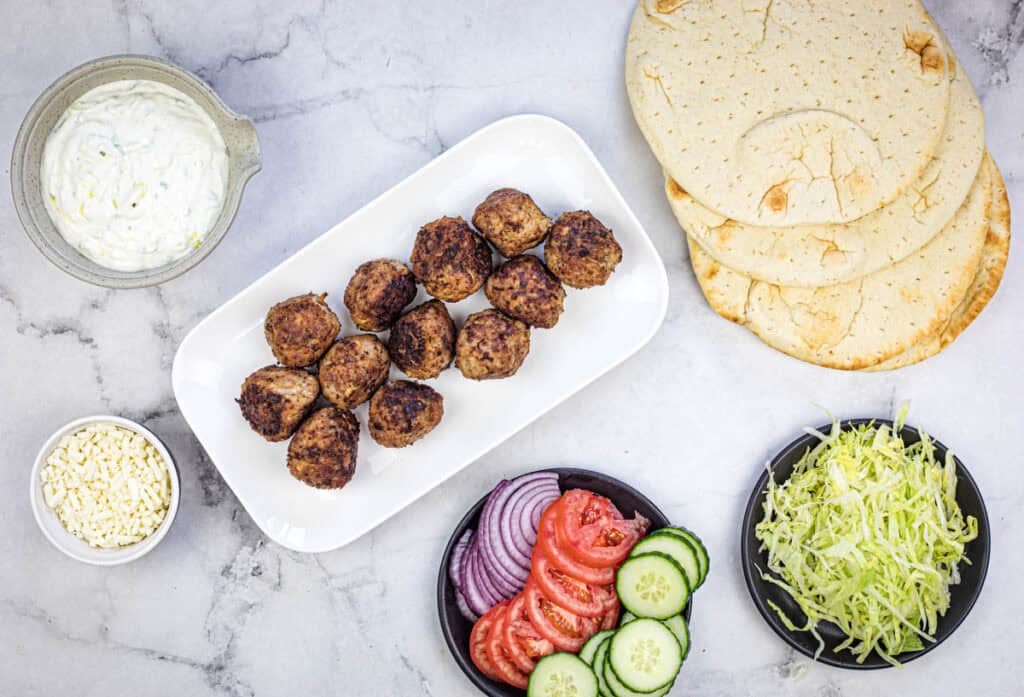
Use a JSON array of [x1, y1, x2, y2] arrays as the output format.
[[470, 540, 504, 607], [497, 474, 557, 560], [476, 532, 522, 598], [459, 538, 494, 617], [521, 490, 559, 548], [502, 477, 559, 562], [449, 528, 473, 588], [483, 477, 543, 581], [454, 587, 479, 622]]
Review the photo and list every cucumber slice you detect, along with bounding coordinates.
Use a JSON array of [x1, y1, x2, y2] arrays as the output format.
[[603, 656, 672, 697], [658, 527, 709, 588], [592, 637, 615, 697], [579, 630, 615, 666], [528, 653, 598, 697], [662, 614, 691, 662], [608, 619, 682, 693], [615, 552, 690, 619], [630, 533, 699, 593]]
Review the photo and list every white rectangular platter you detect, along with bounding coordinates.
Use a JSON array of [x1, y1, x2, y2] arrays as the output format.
[[172, 115, 668, 552]]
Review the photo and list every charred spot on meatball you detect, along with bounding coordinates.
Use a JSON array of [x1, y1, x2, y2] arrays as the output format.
[[410, 216, 492, 302], [455, 309, 531, 380], [344, 259, 417, 332], [388, 300, 456, 379], [319, 334, 390, 409], [264, 293, 341, 367], [544, 211, 622, 288], [472, 188, 552, 257], [287, 406, 360, 489], [484, 255, 566, 329], [368, 380, 444, 448], [237, 365, 320, 442]]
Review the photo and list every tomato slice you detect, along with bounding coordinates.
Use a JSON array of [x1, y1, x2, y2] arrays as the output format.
[[531, 552, 618, 618], [469, 601, 507, 681], [485, 603, 529, 688], [535, 502, 616, 585], [501, 594, 555, 673], [524, 578, 600, 653], [556, 489, 649, 568], [599, 596, 620, 630]]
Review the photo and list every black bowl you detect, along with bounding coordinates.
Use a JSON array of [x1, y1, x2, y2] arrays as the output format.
[[438, 467, 688, 696], [741, 419, 990, 669]]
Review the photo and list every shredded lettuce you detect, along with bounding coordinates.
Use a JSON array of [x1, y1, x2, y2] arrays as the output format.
[[755, 407, 978, 666]]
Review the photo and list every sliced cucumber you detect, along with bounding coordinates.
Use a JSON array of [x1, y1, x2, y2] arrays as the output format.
[[592, 637, 614, 697], [608, 618, 682, 693], [662, 614, 691, 662], [615, 552, 690, 619], [528, 653, 598, 697], [658, 527, 709, 588], [603, 656, 672, 697], [579, 630, 615, 666], [621, 611, 690, 662], [630, 533, 699, 593]]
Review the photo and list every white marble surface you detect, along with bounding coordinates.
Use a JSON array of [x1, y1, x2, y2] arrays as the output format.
[[1, 1, 1021, 695]]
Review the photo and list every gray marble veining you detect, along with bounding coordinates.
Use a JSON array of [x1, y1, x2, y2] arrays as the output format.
[[1, 1, 1022, 695]]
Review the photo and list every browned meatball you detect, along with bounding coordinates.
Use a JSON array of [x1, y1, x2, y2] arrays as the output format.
[[344, 259, 417, 331], [319, 335, 390, 409], [545, 211, 622, 288], [455, 309, 531, 380], [287, 407, 360, 489], [410, 216, 492, 302], [237, 366, 320, 442], [472, 188, 552, 257], [368, 380, 444, 448], [484, 255, 566, 329], [388, 300, 456, 379], [264, 293, 341, 367]]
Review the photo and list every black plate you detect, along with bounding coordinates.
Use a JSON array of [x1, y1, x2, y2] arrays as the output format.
[[741, 419, 990, 669], [438, 467, 689, 696]]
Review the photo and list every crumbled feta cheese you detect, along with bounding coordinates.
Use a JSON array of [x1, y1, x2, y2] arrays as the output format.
[[40, 423, 171, 548]]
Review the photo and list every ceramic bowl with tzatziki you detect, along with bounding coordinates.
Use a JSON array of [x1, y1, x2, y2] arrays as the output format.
[[11, 55, 262, 288]]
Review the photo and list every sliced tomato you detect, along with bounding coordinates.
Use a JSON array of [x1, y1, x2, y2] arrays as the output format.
[[535, 502, 616, 585], [556, 489, 649, 568], [524, 579, 600, 653], [531, 553, 618, 618], [501, 594, 555, 673], [599, 596, 620, 630], [485, 603, 529, 688], [470, 601, 507, 681]]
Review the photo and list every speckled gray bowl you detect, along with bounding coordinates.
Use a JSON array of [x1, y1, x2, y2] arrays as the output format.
[[10, 54, 262, 288]]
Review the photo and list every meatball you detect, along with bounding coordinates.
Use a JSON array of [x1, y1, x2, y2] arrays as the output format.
[[472, 188, 552, 257], [319, 335, 390, 409], [388, 300, 457, 379], [344, 259, 417, 331], [410, 216, 492, 302], [455, 309, 531, 380], [484, 255, 566, 329], [237, 366, 320, 442], [545, 211, 622, 288], [287, 406, 360, 489], [368, 380, 444, 448], [264, 293, 341, 367]]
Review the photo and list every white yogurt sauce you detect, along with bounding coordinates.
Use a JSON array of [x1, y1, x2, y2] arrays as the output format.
[[41, 79, 230, 271]]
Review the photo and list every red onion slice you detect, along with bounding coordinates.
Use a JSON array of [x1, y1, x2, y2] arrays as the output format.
[[454, 587, 479, 622], [520, 489, 559, 548], [501, 478, 559, 562], [449, 528, 473, 588], [470, 539, 505, 607], [483, 475, 554, 581]]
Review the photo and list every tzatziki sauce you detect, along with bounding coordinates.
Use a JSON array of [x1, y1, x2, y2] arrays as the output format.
[[41, 79, 229, 271]]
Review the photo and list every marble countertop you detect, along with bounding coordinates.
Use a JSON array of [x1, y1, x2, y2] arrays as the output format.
[[2, 1, 1021, 695]]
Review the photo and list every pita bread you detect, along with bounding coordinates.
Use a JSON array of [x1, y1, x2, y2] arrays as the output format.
[[687, 155, 994, 370], [865, 160, 1010, 371], [665, 60, 984, 287], [626, 0, 950, 226]]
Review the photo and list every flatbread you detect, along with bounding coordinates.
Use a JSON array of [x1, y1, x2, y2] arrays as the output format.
[[627, 0, 951, 226], [865, 160, 1010, 371], [665, 59, 984, 287], [686, 155, 994, 370]]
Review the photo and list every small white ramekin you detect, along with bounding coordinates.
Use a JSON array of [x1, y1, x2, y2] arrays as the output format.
[[29, 415, 181, 565]]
